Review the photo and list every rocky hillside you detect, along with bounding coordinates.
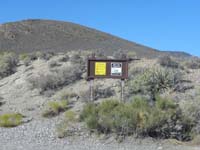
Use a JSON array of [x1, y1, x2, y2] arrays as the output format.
[[0, 19, 191, 58], [0, 51, 200, 150]]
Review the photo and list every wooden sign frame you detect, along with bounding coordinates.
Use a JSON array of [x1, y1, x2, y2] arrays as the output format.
[[87, 57, 129, 80]]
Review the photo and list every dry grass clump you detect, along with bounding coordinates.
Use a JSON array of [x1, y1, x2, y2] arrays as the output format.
[[59, 91, 77, 100], [42, 100, 68, 118], [0, 113, 23, 127]]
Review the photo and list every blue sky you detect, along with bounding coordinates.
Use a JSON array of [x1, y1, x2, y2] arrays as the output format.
[[0, 0, 200, 56]]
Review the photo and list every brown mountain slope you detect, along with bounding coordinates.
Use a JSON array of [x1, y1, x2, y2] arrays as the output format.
[[0, 19, 191, 58]]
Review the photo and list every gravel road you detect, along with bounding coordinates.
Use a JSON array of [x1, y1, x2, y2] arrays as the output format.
[[0, 119, 199, 150]]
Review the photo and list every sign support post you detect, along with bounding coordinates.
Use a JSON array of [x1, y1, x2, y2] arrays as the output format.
[[121, 79, 125, 102], [89, 79, 94, 102]]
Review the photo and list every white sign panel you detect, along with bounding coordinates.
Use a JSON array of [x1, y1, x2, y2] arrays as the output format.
[[111, 62, 122, 76]]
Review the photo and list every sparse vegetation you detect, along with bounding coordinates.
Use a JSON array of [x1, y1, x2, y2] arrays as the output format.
[[0, 113, 23, 127], [48, 60, 60, 68], [80, 86, 115, 102], [183, 98, 200, 136], [27, 64, 83, 93], [70, 52, 83, 64], [158, 56, 180, 69], [34, 51, 55, 60], [42, 100, 68, 117], [58, 54, 69, 62], [20, 51, 55, 62], [0, 52, 19, 79], [184, 58, 200, 69], [94, 86, 115, 100], [59, 91, 77, 100], [80, 97, 194, 141], [56, 110, 77, 138], [128, 67, 183, 101]]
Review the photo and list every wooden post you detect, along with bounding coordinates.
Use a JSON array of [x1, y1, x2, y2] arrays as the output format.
[[90, 79, 94, 102], [121, 79, 125, 102]]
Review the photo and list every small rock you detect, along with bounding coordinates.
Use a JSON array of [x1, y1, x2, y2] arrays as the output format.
[[157, 146, 163, 150]]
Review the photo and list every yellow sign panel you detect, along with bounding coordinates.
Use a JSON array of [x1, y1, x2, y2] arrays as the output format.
[[95, 62, 106, 75]]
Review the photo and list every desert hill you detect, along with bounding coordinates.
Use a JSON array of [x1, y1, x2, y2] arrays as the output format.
[[0, 19, 191, 58]]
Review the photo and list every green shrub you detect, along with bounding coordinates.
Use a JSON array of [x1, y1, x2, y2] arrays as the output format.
[[56, 110, 77, 138], [0, 52, 19, 79], [80, 103, 99, 129], [42, 100, 68, 117], [128, 67, 183, 101], [0, 113, 23, 127], [183, 99, 200, 135], [80, 98, 194, 141], [155, 95, 177, 110], [64, 110, 77, 122], [19, 53, 32, 66]]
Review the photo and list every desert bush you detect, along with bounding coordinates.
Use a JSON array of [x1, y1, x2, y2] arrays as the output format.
[[56, 110, 77, 138], [28, 64, 83, 92], [80, 97, 193, 141], [0, 113, 23, 127], [19, 53, 32, 66], [24, 51, 55, 61], [184, 58, 200, 69], [158, 56, 179, 68], [0, 52, 19, 79], [64, 110, 77, 122], [58, 54, 69, 62], [183, 99, 200, 135], [155, 95, 177, 110], [42, 100, 68, 117], [35, 51, 55, 60], [23, 57, 32, 66], [113, 50, 125, 59], [113, 50, 136, 59], [127, 51, 136, 59], [128, 67, 183, 101], [70, 53, 83, 64], [48, 60, 60, 68], [19, 53, 29, 60], [95, 50, 107, 59]]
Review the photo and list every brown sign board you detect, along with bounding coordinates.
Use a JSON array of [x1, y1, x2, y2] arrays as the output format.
[[87, 57, 129, 80]]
